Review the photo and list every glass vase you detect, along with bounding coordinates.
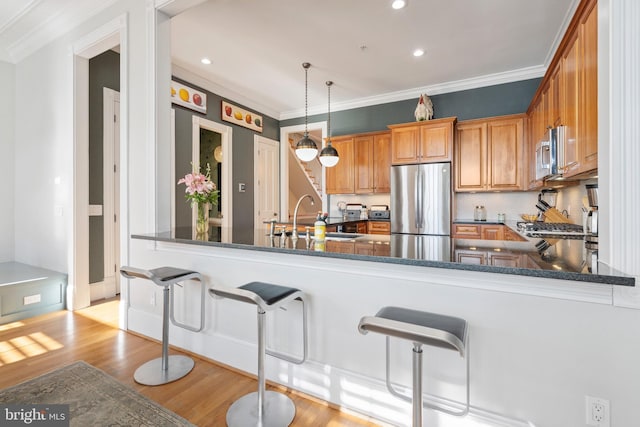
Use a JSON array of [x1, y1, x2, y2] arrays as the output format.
[[196, 202, 210, 235]]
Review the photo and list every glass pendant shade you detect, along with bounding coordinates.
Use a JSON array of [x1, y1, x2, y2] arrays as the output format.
[[295, 134, 318, 162], [295, 62, 318, 162], [319, 142, 339, 167]]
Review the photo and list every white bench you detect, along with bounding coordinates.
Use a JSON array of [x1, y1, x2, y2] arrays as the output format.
[[0, 262, 67, 324]]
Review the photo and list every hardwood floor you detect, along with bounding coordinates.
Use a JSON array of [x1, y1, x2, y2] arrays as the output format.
[[0, 300, 382, 426]]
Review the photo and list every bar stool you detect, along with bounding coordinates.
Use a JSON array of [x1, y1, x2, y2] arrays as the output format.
[[358, 306, 469, 426], [208, 281, 308, 427], [120, 266, 205, 386]]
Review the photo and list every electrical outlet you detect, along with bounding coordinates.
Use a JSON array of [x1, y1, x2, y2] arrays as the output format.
[[586, 396, 610, 427]]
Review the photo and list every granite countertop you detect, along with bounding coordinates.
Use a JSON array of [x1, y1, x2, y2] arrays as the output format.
[[132, 225, 634, 287]]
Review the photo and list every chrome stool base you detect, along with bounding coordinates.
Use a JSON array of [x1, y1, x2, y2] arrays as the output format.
[[133, 355, 195, 386], [226, 391, 295, 427]]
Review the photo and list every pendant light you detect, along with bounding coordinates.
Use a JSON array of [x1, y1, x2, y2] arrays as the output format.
[[319, 81, 339, 167], [295, 62, 318, 162]]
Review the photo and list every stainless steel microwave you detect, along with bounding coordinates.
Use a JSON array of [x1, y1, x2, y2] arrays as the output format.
[[535, 126, 566, 181]]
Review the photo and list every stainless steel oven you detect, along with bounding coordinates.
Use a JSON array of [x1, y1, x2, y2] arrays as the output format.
[[535, 126, 566, 181]]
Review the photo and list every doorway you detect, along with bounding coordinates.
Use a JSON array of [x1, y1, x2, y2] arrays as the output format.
[[188, 116, 233, 242], [72, 16, 128, 330], [254, 135, 280, 231]]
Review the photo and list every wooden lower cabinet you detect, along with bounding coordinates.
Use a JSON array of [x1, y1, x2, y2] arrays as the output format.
[[455, 249, 523, 267], [481, 225, 505, 241], [452, 224, 482, 239], [488, 252, 522, 268], [455, 249, 486, 265], [453, 223, 525, 241], [367, 221, 391, 235]]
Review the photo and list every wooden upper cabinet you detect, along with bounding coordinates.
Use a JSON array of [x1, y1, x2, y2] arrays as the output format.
[[372, 133, 391, 193], [389, 117, 456, 165], [487, 117, 524, 191], [326, 136, 354, 194], [455, 114, 525, 192], [354, 131, 391, 194], [526, 0, 598, 181], [455, 121, 486, 192], [328, 131, 390, 195], [579, 0, 598, 174], [354, 135, 373, 193], [561, 29, 581, 176]]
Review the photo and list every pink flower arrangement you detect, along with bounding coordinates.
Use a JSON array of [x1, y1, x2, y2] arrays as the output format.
[[178, 163, 219, 206]]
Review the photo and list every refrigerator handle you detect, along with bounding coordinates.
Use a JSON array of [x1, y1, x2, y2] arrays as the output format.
[[418, 167, 424, 228], [414, 169, 421, 229]]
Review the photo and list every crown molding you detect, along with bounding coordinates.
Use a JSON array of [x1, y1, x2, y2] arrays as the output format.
[[279, 65, 546, 120], [5, 0, 118, 64]]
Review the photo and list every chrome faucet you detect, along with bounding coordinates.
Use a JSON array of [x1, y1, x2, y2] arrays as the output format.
[[292, 194, 314, 240]]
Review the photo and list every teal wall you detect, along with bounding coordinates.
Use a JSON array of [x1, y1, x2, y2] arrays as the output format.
[[172, 77, 279, 242], [280, 78, 541, 136], [88, 50, 120, 284], [173, 77, 541, 237]]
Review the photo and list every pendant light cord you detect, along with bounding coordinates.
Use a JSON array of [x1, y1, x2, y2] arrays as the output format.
[[327, 81, 331, 143], [303, 62, 310, 136]]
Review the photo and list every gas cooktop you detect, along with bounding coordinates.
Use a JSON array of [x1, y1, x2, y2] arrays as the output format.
[[517, 221, 585, 239]]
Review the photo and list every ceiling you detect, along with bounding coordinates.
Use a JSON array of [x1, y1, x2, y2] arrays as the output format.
[[1, 0, 578, 120]]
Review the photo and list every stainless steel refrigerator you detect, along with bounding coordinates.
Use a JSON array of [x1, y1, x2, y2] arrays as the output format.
[[390, 163, 451, 261]]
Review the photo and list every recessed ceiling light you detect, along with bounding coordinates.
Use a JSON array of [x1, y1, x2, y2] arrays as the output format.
[[413, 48, 424, 57], [391, 0, 406, 9], [201, 57, 212, 65]]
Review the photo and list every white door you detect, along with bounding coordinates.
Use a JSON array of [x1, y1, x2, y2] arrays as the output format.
[[255, 136, 280, 228], [102, 88, 120, 298]]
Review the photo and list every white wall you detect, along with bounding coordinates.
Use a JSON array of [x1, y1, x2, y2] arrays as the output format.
[[0, 61, 15, 262], [12, 0, 150, 275], [455, 191, 539, 223]]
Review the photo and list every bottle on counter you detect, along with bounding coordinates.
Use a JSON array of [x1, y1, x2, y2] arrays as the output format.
[[314, 212, 327, 242], [474, 205, 487, 221]]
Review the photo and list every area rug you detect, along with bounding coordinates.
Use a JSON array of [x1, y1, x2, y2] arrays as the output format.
[[0, 361, 194, 426]]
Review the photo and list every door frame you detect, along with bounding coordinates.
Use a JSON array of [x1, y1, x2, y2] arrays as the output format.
[[190, 116, 233, 242], [72, 15, 128, 329], [279, 121, 326, 221]]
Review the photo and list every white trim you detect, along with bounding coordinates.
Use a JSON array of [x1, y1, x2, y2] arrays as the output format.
[[279, 121, 327, 220], [6, 0, 119, 63], [170, 108, 176, 230], [279, 66, 546, 120], [191, 116, 233, 242], [609, 0, 640, 308], [71, 14, 129, 327]]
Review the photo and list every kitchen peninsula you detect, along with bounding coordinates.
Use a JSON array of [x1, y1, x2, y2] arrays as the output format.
[[132, 224, 633, 286]]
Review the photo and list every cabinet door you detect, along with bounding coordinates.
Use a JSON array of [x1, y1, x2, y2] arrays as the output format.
[[325, 240, 354, 254], [326, 137, 355, 194], [526, 111, 543, 190], [548, 65, 562, 127], [354, 242, 374, 256], [579, 2, 598, 173], [356, 221, 368, 234], [373, 133, 391, 192], [481, 225, 505, 240], [420, 122, 452, 162], [374, 242, 391, 257], [455, 250, 486, 265], [354, 136, 373, 194], [562, 29, 581, 176], [487, 117, 523, 191], [368, 221, 391, 235], [488, 252, 521, 268], [455, 122, 486, 191], [391, 127, 419, 165], [452, 224, 481, 239]]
